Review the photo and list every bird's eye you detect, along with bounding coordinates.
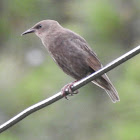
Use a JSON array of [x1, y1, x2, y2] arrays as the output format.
[[36, 24, 42, 29]]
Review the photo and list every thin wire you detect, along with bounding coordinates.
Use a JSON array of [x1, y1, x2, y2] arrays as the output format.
[[0, 45, 140, 133]]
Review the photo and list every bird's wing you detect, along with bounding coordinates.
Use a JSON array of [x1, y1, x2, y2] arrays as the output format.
[[71, 38, 110, 82], [71, 38, 120, 103], [71, 38, 102, 71]]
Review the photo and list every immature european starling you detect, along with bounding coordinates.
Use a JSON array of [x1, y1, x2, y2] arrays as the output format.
[[22, 20, 120, 103]]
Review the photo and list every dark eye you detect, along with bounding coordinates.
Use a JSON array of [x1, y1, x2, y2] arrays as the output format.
[[36, 24, 42, 29]]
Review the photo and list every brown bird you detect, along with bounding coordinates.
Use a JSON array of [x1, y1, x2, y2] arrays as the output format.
[[22, 20, 120, 103]]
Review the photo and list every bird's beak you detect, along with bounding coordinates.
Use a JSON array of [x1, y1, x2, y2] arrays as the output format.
[[21, 28, 35, 36]]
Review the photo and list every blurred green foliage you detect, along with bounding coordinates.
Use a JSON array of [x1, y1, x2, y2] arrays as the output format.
[[0, 0, 140, 140]]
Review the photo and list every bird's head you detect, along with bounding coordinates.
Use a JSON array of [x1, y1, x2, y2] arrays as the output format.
[[21, 20, 61, 39]]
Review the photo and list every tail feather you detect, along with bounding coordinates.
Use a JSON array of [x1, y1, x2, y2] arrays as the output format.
[[92, 75, 120, 103], [105, 86, 120, 103]]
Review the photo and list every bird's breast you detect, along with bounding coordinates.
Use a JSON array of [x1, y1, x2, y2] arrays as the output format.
[[47, 43, 92, 79]]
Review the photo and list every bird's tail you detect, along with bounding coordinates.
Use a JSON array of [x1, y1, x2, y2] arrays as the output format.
[[92, 75, 120, 103]]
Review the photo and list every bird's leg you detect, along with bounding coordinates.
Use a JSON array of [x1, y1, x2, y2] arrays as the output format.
[[61, 81, 79, 99]]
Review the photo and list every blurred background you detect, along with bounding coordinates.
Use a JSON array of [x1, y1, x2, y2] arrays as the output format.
[[0, 0, 140, 139]]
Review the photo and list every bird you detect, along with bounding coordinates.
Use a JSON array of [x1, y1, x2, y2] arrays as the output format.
[[21, 20, 120, 103]]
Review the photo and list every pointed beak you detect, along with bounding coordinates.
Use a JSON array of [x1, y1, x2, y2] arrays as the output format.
[[21, 28, 35, 36]]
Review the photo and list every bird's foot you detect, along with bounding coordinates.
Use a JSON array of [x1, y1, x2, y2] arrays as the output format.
[[61, 81, 79, 99]]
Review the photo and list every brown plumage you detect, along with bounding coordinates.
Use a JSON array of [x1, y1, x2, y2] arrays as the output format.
[[22, 20, 120, 103]]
